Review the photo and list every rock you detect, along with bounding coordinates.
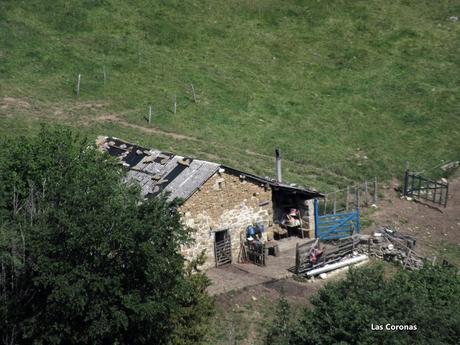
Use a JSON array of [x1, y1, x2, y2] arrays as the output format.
[[251, 296, 257, 301], [448, 16, 458, 22], [319, 273, 328, 280], [371, 204, 378, 208]]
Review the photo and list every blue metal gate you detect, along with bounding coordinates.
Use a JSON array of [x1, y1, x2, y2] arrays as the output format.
[[314, 199, 360, 240]]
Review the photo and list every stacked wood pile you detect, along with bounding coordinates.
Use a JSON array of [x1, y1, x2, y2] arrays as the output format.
[[357, 227, 423, 270], [295, 227, 423, 277]]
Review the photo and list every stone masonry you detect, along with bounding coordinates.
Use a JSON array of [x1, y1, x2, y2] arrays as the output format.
[[180, 170, 272, 269]]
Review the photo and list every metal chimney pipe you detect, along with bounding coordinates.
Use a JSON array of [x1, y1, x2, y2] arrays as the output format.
[[275, 148, 282, 183]]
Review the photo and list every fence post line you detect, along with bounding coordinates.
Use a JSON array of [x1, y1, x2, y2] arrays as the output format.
[[346, 186, 349, 211], [191, 84, 197, 103], [173, 93, 177, 114], [364, 180, 369, 206], [356, 207, 361, 233], [373, 177, 378, 204], [403, 161, 409, 196], [355, 186, 360, 209], [76, 74, 81, 97], [333, 192, 337, 214]]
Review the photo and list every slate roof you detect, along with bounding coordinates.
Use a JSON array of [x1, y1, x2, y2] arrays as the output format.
[[97, 136, 322, 201], [97, 136, 219, 201]]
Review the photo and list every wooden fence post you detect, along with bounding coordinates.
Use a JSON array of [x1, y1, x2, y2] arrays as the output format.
[[364, 180, 369, 206], [295, 242, 299, 274], [191, 84, 196, 103], [323, 194, 328, 215], [173, 93, 177, 114], [403, 161, 410, 196], [148, 106, 152, 124], [76, 74, 81, 97], [355, 186, 360, 208], [373, 177, 378, 204], [346, 186, 349, 211], [333, 192, 337, 214]]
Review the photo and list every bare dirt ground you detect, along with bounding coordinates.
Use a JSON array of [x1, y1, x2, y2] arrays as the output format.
[[367, 176, 460, 263], [207, 237, 308, 295]]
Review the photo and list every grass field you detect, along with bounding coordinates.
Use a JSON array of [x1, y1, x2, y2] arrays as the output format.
[[1, 0, 459, 191]]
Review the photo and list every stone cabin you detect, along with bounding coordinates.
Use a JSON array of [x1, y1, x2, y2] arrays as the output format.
[[97, 136, 322, 269]]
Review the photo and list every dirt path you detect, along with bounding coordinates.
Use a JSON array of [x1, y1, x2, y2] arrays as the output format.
[[93, 113, 352, 184], [95, 114, 196, 140]]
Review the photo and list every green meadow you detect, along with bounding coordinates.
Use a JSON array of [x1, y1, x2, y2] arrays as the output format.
[[1, 0, 459, 190]]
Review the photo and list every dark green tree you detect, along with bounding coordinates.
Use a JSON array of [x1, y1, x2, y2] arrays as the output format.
[[269, 263, 460, 345], [0, 126, 213, 345]]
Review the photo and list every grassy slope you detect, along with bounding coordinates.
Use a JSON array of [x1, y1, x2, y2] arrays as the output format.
[[1, 0, 459, 190]]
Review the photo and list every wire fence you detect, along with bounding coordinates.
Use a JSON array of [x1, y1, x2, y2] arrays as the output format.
[[317, 177, 378, 216]]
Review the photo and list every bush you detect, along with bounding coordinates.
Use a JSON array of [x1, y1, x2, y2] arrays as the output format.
[[265, 292, 292, 345], [0, 126, 213, 345], [266, 263, 460, 345]]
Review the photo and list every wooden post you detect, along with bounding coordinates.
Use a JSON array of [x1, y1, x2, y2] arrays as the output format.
[[191, 84, 196, 103], [148, 106, 152, 124], [346, 186, 349, 211], [373, 177, 378, 204], [323, 195, 328, 215], [403, 161, 409, 196], [333, 192, 337, 214], [76, 74, 81, 97], [295, 242, 299, 274], [355, 186, 360, 208], [103, 66, 106, 85], [444, 183, 449, 208], [364, 180, 369, 206], [173, 93, 177, 114]]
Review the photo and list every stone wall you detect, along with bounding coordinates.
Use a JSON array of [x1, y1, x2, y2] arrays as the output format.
[[180, 170, 272, 269]]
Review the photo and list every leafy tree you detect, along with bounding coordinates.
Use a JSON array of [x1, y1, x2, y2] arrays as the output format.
[[270, 263, 460, 345], [0, 126, 213, 345]]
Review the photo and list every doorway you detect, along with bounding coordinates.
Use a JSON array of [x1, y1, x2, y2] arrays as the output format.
[[214, 229, 232, 267]]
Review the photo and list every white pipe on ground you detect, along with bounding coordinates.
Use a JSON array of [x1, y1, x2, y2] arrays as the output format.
[[306, 255, 368, 276]]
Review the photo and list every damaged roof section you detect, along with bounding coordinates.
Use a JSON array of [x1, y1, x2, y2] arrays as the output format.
[[97, 136, 219, 201], [96, 136, 322, 201]]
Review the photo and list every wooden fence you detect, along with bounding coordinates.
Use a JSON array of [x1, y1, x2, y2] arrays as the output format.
[[317, 177, 378, 216]]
